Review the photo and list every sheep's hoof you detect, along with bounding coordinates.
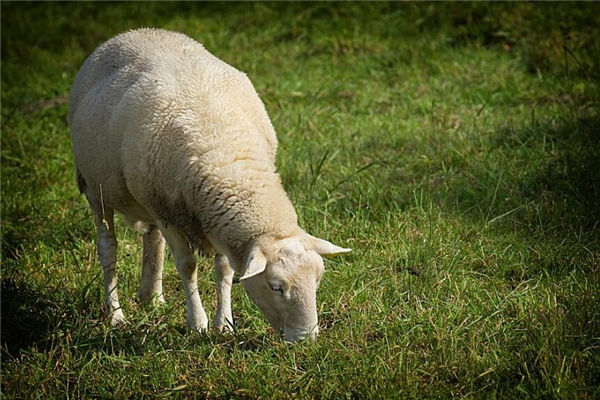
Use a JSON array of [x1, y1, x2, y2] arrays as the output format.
[[213, 318, 235, 334], [137, 291, 166, 306], [110, 310, 127, 327], [188, 320, 209, 334]]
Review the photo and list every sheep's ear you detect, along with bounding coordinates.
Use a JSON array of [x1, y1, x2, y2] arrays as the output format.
[[240, 246, 268, 281], [304, 234, 352, 258]]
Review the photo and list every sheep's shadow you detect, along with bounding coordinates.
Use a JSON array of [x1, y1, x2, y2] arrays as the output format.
[[1, 278, 59, 356], [1, 276, 275, 362], [0, 277, 148, 358]]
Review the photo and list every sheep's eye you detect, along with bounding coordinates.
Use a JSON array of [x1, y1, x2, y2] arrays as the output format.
[[269, 283, 283, 293]]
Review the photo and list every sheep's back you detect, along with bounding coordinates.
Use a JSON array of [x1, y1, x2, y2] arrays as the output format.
[[69, 28, 293, 244]]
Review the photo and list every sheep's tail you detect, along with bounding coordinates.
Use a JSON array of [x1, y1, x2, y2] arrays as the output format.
[[76, 168, 87, 194]]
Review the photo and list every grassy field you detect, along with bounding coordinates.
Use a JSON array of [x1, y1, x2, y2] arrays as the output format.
[[2, 2, 599, 399]]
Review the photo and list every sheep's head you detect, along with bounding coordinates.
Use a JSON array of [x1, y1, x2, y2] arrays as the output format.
[[240, 233, 350, 342]]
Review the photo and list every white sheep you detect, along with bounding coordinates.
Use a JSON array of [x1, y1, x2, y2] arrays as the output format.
[[69, 28, 350, 342]]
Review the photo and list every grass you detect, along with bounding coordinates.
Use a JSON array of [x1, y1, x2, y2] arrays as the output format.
[[2, 2, 599, 399]]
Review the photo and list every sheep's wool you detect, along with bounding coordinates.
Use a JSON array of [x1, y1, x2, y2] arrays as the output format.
[[70, 28, 298, 262]]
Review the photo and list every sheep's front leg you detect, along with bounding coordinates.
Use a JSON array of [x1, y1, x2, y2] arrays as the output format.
[[160, 224, 208, 331], [138, 224, 166, 305], [94, 209, 126, 326], [214, 254, 234, 332]]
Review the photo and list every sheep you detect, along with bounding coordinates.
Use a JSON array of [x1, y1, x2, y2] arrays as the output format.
[[69, 28, 350, 342]]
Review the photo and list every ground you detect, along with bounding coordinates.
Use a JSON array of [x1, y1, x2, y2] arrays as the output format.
[[1, 3, 599, 399]]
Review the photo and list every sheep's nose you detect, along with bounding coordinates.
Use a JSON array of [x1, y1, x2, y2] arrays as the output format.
[[284, 325, 319, 343]]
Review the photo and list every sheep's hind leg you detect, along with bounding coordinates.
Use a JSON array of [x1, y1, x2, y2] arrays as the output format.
[[138, 224, 166, 305], [94, 208, 126, 326], [159, 223, 208, 332], [214, 254, 234, 332]]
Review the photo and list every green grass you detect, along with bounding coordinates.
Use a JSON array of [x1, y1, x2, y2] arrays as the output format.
[[2, 2, 599, 399]]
